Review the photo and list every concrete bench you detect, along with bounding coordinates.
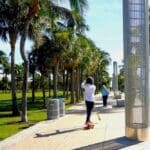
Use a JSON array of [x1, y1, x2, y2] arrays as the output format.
[[114, 91, 122, 99], [116, 99, 125, 107], [114, 94, 122, 99]]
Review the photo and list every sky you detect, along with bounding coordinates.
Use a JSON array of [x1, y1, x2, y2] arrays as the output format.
[[0, 0, 124, 76], [85, 0, 123, 75]]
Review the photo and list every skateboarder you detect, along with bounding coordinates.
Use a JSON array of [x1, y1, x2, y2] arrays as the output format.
[[81, 76, 96, 128]]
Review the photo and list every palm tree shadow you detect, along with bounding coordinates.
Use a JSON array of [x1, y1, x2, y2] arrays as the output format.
[[35, 125, 86, 138], [75, 136, 141, 150], [66, 101, 103, 115]]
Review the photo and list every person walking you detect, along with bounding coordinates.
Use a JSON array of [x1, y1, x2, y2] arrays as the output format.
[[101, 83, 109, 107], [81, 77, 96, 125]]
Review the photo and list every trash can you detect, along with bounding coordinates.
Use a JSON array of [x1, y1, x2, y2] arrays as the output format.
[[47, 99, 60, 120], [59, 98, 65, 117]]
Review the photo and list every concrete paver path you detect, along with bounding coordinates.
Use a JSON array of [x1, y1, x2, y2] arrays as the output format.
[[0, 94, 150, 150]]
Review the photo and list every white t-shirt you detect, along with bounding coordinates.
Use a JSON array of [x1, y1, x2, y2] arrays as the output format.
[[81, 82, 96, 102]]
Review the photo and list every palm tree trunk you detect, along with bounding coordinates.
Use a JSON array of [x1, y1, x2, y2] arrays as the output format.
[[93, 72, 96, 92], [22, 61, 29, 122], [96, 70, 99, 92], [71, 68, 75, 104], [32, 72, 35, 103], [20, 0, 39, 122], [79, 67, 81, 99], [20, 23, 30, 122], [41, 75, 46, 107], [75, 68, 78, 102], [53, 60, 59, 98], [63, 69, 65, 97], [66, 70, 69, 99], [48, 74, 51, 98], [76, 67, 80, 102], [10, 34, 20, 116], [5, 73, 8, 92], [80, 68, 84, 97]]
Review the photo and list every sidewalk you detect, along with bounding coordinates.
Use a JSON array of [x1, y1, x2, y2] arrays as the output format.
[[0, 94, 149, 150]]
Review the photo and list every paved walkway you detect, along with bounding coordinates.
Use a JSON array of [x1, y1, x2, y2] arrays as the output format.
[[0, 93, 150, 150]]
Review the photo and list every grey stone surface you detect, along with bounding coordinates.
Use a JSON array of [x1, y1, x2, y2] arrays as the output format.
[[0, 92, 149, 150]]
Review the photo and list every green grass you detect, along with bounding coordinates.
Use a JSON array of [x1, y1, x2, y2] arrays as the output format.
[[0, 110, 46, 140], [0, 90, 71, 140]]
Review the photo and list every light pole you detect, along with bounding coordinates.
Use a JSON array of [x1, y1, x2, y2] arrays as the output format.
[[112, 61, 118, 92], [123, 0, 150, 141]]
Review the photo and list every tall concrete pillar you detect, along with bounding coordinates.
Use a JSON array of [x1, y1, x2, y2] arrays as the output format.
[[123, 0, 150, 141], [112, 61, 118, 92]]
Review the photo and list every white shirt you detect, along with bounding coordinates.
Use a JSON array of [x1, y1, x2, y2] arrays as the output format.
[[81, 82, 96, 102]]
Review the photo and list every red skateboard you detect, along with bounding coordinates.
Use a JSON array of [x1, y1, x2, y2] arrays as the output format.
[[84, 122, 94, 129]]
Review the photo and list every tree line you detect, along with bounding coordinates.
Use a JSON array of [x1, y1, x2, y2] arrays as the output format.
[[0, 0, 111, 122]]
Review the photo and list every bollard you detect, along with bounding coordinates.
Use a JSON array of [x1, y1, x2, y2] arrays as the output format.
[[47, 99, 60, 120]]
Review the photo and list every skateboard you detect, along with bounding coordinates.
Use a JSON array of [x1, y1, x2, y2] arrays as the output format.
[[84, 122, 94, 129]]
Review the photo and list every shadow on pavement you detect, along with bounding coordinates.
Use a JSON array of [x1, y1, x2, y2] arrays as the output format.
[[98, 107, 125, 114], [75, 136, 141, 150], [35, 125, 90, 138], [66, 101, 102, 115], [66, 102, 124, 115], [66, 109, 85, 115]]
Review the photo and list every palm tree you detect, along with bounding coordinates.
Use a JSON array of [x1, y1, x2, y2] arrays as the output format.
[[67, 0, 88, 15], [0, 1, 22, 116], [118, 67, 124, 92], [0, 50, 7, 66], [19, 0, 40, 122], [30, 36, 54, 107], [0, 0, 89, 121], [61, 35, 91, 103], [3, 63, 11, 92], [96, 51, 111, 88], [28, 52, 36, 103], [0, 50, 10, 91], [15, 64, 23, 90]]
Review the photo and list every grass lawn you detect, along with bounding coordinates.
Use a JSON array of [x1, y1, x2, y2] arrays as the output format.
[[0, 90, 71, 141], [0, 110, 46, 141]]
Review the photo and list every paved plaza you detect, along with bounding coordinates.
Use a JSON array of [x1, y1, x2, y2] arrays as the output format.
[[0, 93, 150, 150]]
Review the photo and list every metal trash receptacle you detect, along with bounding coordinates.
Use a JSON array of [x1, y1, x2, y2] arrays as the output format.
[[47, 99, 60, 120], [59, 98, 65, 117]]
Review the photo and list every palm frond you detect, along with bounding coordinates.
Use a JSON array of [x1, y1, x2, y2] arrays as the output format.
[[69, 0, 88, 15], [0, 26, 8, 41], [73, 13, 89, 33], [50, 1, 75, 29]]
